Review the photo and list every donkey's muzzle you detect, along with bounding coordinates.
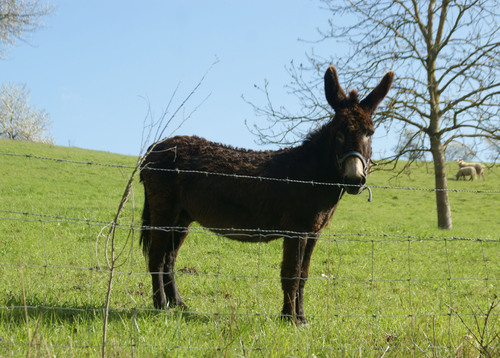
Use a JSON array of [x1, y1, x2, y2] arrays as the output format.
[[339, 152, 368, 195], [343, 174, 367, 195]]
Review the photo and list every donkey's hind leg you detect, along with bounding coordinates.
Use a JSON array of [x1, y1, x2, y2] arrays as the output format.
[[163, 225, 189, 308], [148, 213, 190, 309], [148, 229, 168, 309]]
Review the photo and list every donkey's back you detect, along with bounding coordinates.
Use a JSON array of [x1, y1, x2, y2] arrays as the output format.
[[140, 135, 314, 240], [142, 135, 275, 175]]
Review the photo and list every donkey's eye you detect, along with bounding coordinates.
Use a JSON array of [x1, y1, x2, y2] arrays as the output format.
[[336, 132, 345, 143], [365, 129, 374, 137]]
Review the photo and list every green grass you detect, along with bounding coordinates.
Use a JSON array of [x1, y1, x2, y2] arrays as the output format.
[[0, 138, 499, 357]]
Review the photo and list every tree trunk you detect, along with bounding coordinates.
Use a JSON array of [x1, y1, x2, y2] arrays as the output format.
[[430, 134, 452, 229]]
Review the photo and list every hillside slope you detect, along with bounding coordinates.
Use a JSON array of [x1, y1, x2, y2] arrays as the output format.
[[0, 139, 141, 222], [0, 138, 499, 357]]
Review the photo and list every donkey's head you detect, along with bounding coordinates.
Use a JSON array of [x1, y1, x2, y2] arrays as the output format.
[[324, 66, 394, 195]]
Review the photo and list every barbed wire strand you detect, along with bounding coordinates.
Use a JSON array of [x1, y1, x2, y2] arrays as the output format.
[[1, 209, 499, 243], [1, 151, 499, 194]]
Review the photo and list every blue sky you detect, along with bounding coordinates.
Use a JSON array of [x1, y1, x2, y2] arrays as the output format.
[[2, 1, 377, 157]]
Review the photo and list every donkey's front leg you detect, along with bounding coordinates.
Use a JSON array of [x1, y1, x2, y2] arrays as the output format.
[[295, 236, 318, 323], [280, 236, 307, 324]]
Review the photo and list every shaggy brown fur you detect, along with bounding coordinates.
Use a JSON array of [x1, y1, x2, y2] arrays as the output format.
[[140, 66, 394, 324]]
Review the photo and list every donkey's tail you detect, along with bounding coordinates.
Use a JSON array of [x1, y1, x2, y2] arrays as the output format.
[[140, 189, 151, 258]]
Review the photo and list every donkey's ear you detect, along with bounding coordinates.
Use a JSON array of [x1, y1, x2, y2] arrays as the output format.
[[360, 70, 394, 114], [324, 65, 346, 111]]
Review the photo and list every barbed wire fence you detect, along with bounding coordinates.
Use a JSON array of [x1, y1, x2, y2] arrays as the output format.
[[1, 151, 499, 357]]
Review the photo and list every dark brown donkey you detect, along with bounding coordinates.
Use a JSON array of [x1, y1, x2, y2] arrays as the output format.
[[140, 66, 394, 324]]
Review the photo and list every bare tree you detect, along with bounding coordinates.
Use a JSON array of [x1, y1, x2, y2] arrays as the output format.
[[0, 83, 53, 144], [445, 141, 475, 161], [487, 138, 500, 162], [249, 0, 500, 229], [0, 0, 54, 58]]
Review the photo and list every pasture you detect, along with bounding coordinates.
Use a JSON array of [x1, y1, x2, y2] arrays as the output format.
[[0, 138, 499, 357]]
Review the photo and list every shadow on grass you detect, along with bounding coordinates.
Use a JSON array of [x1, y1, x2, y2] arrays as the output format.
[[1, 295, 214, 325]]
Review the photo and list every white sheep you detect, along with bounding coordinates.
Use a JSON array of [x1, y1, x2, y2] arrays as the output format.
[[455, 166, 477, 181], [456, 159, 485, 180]]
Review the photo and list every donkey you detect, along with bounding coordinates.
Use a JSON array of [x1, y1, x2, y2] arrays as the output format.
[[140, 66, 394, 324]]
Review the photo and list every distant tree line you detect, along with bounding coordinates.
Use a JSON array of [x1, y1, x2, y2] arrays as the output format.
[[0, 0, 54, 144], [0, 82, 53, 143]]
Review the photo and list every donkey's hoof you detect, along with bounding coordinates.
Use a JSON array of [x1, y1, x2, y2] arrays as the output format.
[[280, 312, 297, 325], [174, 302, 188, 310], [153, 298, 167, 310], [296, 316, 309, 326], [167, 299, 187, 310]]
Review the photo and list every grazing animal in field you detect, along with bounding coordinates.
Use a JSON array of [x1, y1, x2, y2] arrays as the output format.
[[456, 159, 485, 180], [139, 66, 394, 324], [455, 166, 477, 181]]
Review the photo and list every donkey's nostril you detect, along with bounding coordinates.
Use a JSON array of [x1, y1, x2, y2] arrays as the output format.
[[343, 175, 366, 195], [344, 175, 365, 186]]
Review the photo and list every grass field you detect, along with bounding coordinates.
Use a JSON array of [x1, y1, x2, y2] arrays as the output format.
[[0, 138, 499, 357]]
